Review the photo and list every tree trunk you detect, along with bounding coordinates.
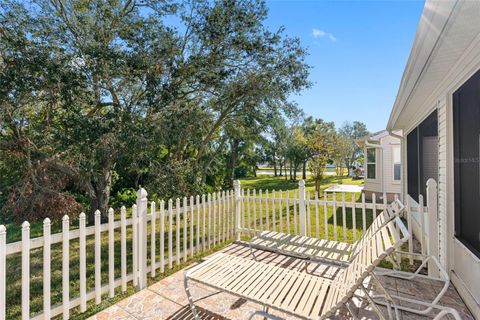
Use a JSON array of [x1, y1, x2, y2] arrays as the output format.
[[293, 160, 298, 181], [279, 161, 283, 176], [88, 169, 113, 224], [273, 155, 277, 176], [284, 161, 288, 180], [302, 160, 307, 180], [289, 160, 293, 180], [228, 138, 240, 188]]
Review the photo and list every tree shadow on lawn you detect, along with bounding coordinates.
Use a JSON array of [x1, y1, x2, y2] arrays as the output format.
[[328, 207, 378, 234], [240, 175, 357, 193]]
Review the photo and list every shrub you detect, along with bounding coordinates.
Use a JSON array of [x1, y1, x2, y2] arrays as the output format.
[[111, 188, 137, 208]]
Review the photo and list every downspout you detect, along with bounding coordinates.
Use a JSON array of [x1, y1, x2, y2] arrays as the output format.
[[365, 141, 385, 199]]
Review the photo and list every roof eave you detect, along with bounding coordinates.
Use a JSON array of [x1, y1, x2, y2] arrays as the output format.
[[387, 0, 456, 131]]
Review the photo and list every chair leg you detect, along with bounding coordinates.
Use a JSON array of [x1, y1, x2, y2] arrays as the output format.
[[369, 272, 400, 319], [346, 302, 360, 320], [360, 284, 388, 320], [184, 273, 200, 320], [249, 242, 258, 261], [249, 309, 283, 320]]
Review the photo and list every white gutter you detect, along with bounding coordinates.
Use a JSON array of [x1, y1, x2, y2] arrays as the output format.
[[388, 131, 403, 140]]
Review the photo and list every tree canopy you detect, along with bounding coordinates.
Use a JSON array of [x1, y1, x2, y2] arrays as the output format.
[[0, 0, 310, 223]]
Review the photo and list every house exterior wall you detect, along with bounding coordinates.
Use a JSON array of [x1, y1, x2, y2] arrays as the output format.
[[388, 2, 480, 315], [399, 40, 480, 319], [363, 135, 401, 200]]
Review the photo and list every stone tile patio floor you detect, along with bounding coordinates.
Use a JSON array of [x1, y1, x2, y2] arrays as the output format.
[[90, 243, 474, 320]]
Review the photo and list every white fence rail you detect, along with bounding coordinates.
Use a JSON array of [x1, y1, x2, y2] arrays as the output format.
[[0, 179, 439, 319], [0, 188, 236, 320]]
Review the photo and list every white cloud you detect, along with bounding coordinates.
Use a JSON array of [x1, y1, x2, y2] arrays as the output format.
[[312, 28, 336, 42]]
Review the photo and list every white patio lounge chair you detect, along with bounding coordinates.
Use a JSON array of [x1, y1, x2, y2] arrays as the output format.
[[248, 199, 404, 265], [184, 216, 461, 320]]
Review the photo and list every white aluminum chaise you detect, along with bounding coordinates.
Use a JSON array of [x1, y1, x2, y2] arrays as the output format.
[[248, 199, 404, 265], [184, 216, 457, 320], [185, 216, 459, 320]]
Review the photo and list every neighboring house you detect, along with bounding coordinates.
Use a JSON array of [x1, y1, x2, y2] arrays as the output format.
[[387, 0, 480, 317], [355, 130, 402, 202]]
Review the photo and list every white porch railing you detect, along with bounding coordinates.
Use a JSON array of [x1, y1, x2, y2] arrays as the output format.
[[0, 179, 440, 320]]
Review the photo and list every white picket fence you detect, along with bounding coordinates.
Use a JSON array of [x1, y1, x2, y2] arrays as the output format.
[[0, 188, 236, 320], [237, 179, 439, 275], [237, 180, 389, 242], [0, 179, 439, 320]]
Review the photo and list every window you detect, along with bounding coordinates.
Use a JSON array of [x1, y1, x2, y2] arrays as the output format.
[[393, 146, 401, 181], [366, 148, 376, 179], [453, 68, 480, 257]]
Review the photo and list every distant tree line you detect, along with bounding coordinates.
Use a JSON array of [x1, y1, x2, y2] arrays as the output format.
[[261, 119, 368, 191]]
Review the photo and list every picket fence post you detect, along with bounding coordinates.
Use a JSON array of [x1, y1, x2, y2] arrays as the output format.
[[62, 215, 70, 320], [43, 218, 52, 317], [21, 221, 30, 320], [234, 180, 241, 240], [136, 187, 148, 290], [426, 178, 439, 278], [0, 225, 6, 320], [298, 180, 307, 236], [79, 213, 87, 312]]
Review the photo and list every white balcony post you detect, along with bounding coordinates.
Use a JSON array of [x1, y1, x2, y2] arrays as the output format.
[[426, 178, 439, 278], [137, 187, 148, 289], [298, 180, 307, 236], [234, 180, 242, 241]]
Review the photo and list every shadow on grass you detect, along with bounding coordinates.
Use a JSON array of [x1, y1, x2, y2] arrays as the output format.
[[240, 175, 360, 193]]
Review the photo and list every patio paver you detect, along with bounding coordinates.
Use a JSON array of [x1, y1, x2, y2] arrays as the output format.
[[89, 243, 474, 320]]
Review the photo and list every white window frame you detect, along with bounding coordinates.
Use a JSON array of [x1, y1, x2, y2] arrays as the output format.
[[366, 147, 376, 180], [392, 145, 401, 182]]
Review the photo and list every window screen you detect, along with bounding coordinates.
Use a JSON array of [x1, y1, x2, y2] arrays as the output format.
[[406, 111, 438, 204], [453, 68, 480, 257]]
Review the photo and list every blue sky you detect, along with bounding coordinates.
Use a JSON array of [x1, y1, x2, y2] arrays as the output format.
[[264, 0, 425, 132]]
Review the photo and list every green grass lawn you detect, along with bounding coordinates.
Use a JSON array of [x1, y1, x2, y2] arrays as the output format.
[[240, 174, 362, 192], [239, 175, 371, 243]]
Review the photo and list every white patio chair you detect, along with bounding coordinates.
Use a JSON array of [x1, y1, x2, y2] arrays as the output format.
[[184, 216, 461, 319], [372, 251, 452, 318]]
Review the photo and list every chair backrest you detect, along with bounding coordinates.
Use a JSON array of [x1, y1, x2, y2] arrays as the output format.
[[321, 216, 410, 318], [348, 198, 405, 262]]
